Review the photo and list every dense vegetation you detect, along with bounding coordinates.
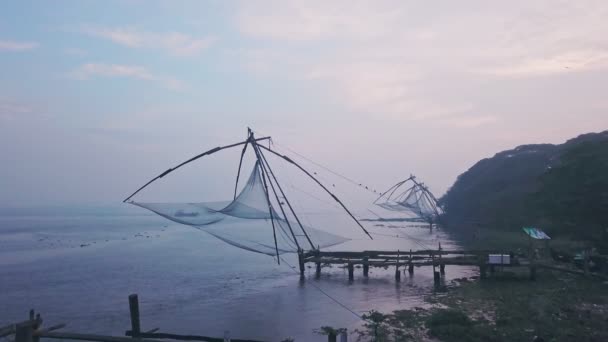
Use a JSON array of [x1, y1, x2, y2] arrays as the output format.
[[440, 131, 608, 247]]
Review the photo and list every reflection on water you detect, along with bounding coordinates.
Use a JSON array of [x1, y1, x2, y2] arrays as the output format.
[[0, 211, 474, 342]]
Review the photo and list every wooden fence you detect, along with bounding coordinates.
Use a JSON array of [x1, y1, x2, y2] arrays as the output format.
[[1, 295, 349, 342]]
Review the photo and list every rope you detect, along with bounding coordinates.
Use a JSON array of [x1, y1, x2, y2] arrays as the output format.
[[253, 129, 443, 250], [252, 130, 379, 195], [280, 257, 363, 321]]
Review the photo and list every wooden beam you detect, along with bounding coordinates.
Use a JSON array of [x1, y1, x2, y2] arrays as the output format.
[[125, 331, 264, 342], [40, 332, 166, 342]]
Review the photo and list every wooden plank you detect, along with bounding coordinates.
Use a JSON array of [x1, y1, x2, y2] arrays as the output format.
[[125, 331, 265, 342], [39, 332, 165, 342], [316, 249, 493, 256], [308, 256, 480, 267]]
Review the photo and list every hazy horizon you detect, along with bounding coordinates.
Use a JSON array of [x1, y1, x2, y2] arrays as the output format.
[[2, 1, 607, 207]]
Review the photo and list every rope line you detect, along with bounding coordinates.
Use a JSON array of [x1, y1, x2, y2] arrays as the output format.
[[252, 130, 379, 195], [280, 256, 364, 321], [253, 129, 443, 250]]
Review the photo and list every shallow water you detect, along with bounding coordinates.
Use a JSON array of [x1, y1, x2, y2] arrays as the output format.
[[0, 208, 474, 341]]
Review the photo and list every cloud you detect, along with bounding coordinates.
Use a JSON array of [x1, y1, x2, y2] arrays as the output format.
[[0, 40, 39, 51], [68, 63, 185, 90], [82, 27, 216, 56], [233, 0, 608, 123]]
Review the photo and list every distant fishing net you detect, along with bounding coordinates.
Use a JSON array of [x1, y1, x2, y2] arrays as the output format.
[[374, 177, 441, 222], [132, 162, 349, 255]]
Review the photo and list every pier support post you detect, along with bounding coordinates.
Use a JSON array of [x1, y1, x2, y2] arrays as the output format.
[[298, 250, 305, 279], [128, 294, 141, 338], [529, 265, 537, 281], [480, 264, 487, 279], [408, 249, 414, 275], [432, 251, 440, 286], [433, 271, 441, 286], [315, 261, 321, 278], [340, 329, 348, 342], [363, 257, 369, 277], [395, 250, 401, 282], [348, 263, 354, 281], [438, 243, 445, 275]]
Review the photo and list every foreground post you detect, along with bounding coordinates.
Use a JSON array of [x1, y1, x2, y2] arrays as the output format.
[[316, 261, 321, 278], [363, 256, 369, 277], [128, 294, 141, 338], [15, 322, 33, 342], [348, 263, 354, 281]]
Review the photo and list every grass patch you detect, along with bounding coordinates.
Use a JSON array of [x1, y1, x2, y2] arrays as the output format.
[[359, 271, 608, 341]]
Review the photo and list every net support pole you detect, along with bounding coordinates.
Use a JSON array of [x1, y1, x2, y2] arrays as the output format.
[[233, 141, 249, 200], [257, 146, 316, 250], [254, 143, 302, 252], [257, 144, 373, 240], [248, 130, 281, 263], [374, 177, 411, 204], [123, 136, 270, 202]]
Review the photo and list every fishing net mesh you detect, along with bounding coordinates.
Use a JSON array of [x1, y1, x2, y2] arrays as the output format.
[[132, 162, 349, 255], [376, 180, 440, 221]]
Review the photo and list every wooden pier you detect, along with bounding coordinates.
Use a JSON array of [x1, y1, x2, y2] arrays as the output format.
[[298, 248, 527, 284]]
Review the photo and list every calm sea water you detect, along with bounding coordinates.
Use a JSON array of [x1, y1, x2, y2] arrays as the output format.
[[0, 207, 473, 341]]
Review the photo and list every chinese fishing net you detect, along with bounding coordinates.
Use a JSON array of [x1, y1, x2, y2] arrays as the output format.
[[131, 161, 350, 256], [375, 178, 440, 221]]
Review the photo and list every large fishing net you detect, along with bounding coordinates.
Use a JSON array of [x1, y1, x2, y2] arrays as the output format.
[[131, 161, 350, 255], [374, 177, 440, 222]]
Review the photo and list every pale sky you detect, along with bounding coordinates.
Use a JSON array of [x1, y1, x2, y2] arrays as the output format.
[[1, 1, 607, 207]]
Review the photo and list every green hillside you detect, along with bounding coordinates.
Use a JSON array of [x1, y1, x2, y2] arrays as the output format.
[[440, 131, 608, 246]]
